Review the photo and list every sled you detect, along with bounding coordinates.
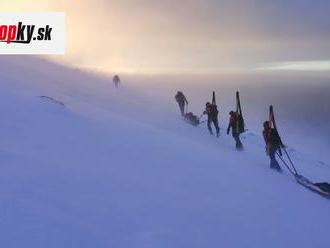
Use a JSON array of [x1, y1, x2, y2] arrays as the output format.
[[270, 106, 330, 200], [295, 175, 330, 200], [183, 113, 200, 126]]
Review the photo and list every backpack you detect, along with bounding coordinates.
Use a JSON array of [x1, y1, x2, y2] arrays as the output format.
[[269, 128, 281, 147], [236, 113, 245, 134], [209, 104, 218, 115], [314, 183, 330, 193]]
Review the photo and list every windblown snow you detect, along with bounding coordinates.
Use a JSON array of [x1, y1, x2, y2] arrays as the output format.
[[0, 56, 329, 248]]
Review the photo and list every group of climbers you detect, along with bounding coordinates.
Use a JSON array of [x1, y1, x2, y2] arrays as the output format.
[[174, 91, 330, 199], [175, 90, 282, 171], [175, 91, 244, 149]]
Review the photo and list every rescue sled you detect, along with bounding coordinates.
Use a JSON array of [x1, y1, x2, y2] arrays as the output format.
[[295, 175, 330, 200], [183, 112, 200, 126]]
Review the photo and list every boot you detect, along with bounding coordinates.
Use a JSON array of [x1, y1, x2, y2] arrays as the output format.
[[270, 160, 282, 172], [236, 142, 243, 150]]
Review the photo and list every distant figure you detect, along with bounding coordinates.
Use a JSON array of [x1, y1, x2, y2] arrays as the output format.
[[175, 91, 188, 116], [262, 121, 282, 171], [113, 75, 121, 88], [203, 102, 220, 137], [227, 111, 243, 149]]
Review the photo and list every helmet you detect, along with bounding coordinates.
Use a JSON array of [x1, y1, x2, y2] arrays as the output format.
[[229, 111, 235, 115], [206, 102, 210, 106]]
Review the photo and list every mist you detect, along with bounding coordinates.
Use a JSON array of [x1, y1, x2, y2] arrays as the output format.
[[1, 55, 329, 162], [122, 72, 330, 162]]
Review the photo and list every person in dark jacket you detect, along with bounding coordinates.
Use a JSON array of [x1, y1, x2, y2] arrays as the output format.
[[263, 121, 281, 171], [175, 91, 188, 116], [227, 111, 243, 149], [203, 102, 220, 137], [113, 75, 121, 88]]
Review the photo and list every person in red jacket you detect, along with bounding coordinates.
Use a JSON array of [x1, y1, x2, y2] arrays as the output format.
[[263, 121, 281, 171], [227, 111, 243, 149]]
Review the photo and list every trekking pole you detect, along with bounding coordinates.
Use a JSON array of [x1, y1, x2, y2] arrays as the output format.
[[283, 148, 298, 175], [276, 151, 297, 176]]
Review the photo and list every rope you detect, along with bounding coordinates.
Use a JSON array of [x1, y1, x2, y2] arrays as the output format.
[[276, 151, 297, 176], [199, 120, 207, 125], [283, 148, 298, 175]]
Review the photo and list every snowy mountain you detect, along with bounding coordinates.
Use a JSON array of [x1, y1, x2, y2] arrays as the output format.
[[0, 56, 329, 248]]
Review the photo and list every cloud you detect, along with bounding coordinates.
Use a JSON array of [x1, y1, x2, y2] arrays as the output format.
[[3, 0, 330, 73]]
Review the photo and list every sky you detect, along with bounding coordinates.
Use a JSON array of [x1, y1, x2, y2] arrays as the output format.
[[1, 0, 330, 74]]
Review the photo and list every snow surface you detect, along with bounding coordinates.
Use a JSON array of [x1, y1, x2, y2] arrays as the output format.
[[0, 56, 329, 248]]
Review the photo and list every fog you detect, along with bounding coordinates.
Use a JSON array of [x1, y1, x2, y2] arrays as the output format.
[[122, 72, 330, 162], [1, 56, 329, 164]]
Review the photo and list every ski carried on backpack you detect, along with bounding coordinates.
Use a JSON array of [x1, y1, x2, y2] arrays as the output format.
[[269, 106, 281, 141], [210, 91, 219, 114], [236, 91, 245, 134], [269, 105, 283, 155], [212, 91, 216, 105]]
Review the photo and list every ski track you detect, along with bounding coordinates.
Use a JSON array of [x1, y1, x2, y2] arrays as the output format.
[[0, 56, 329, 248]]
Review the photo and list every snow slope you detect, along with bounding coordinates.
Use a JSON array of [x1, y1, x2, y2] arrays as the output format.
[[0, 56, 329, 248]]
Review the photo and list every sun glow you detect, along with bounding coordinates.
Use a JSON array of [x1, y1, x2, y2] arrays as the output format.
[[256, 61, 330, 72], [1, 1, 330, 74]]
